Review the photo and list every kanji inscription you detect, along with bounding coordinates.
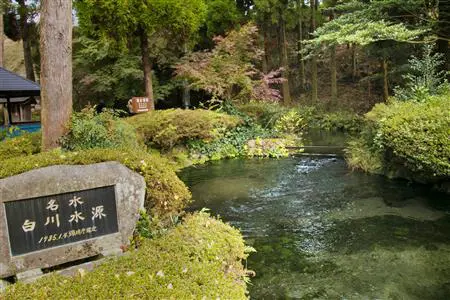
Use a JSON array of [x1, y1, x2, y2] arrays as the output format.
[[4, 185, 118, 256]]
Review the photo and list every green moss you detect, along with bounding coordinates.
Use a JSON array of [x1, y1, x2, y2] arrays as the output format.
[[0, 132, 41, 161], [0, 148, 191, 218], [2, 212, 252, 299], [127, 109, 241, 150]]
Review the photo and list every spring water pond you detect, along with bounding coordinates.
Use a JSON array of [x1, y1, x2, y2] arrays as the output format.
[[179, 157, 450, 299]]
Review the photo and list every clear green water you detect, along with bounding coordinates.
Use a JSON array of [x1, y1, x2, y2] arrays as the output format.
[[179, 157, 450, 299]]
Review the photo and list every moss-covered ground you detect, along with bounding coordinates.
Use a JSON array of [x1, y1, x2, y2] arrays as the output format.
[[2, 213, 252, 299]]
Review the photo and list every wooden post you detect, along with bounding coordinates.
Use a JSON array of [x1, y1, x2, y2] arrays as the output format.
[[0, 5, 3, 68], [6, 97, 12, 125], [383, 58, 389, 102]]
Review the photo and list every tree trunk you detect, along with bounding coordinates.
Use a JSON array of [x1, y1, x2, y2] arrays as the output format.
[[262, 24, 269, 74], [0, 4, 3, 67], [352, 44, 358, 81], [281, 18, 291, 104], [310, 0, 316, 33], [182, 42, 191, 109], [437, 0, 450, 76], [298, 0, 305, 92], [382, 58, 389, 102], [40, 0, 72, 150], [18, 0, 35, 81], [0, 4, 5, 125], [331, 45, 337, 105], [310, 0, 318, 103], [140, 28, 155, 110], [311, 56, 318, 103]]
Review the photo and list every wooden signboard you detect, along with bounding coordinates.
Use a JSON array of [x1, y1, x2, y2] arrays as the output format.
[[128, 97, 151, 114]]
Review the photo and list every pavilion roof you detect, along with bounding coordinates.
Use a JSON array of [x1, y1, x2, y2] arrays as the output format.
[[0, 67, 40, 98]]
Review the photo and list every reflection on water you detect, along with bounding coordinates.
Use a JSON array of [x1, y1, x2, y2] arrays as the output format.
[[179, 157, 450, 299]]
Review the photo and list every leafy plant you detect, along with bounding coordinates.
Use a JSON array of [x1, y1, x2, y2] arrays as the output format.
[[394, 44, 449, 102], [0, 132, 41, 161], [344, 137, 383, 173], [127, 109, 240, 150], [237, 101, 289, 129], [175, 23, 283, 103], [187, 124, 273, 160], [61, 108, 142, 151], [274, 110, 305, 136], [245, 137, 290, 158], [345, 91, 450, 181]]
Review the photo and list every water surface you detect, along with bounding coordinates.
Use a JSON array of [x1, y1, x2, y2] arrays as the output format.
[[179, 157, 450, 299]]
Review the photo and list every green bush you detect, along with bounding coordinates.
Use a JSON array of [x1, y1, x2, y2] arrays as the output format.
[[245, 137, 291, 158], [344, 137, 383, 173], [2, 212, 252, 299], [62, 108, 142, 151], [0, 148, 191, 218], [394, 44, 448, 102], [346, 92, 450, 181], [188, 124, 274, 160], [274, 109, 306, 136], [237, 101, 289, 129], [0, 132, 41, 161], [369, 94, 450, 178], [127, 109, 241, 150], [299, 106, 364, 133]]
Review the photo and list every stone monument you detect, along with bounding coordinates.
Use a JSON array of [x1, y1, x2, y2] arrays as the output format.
[[0, 162, 145, 281]]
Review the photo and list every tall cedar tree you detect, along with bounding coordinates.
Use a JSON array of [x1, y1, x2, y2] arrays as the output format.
[[75, 0, 206, 110], [253, 0, 292, 104], [17, 0, 35, 81], [310, 0, 318, 104], [40, 0, 72, 150]]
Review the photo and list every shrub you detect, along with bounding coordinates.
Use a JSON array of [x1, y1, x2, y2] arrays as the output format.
[[369, 94, 450, 178], [345, 92, 450, 181], [0, 132, 41, 161], [175, 23, 282, 103], [237, 101, 289, 129], [274, 110, 306, 136], [245, 137, 290, 158], [62, 108, 142, 151], [344, 137, 383, 173], [127, 109, 241, 150], [0, 148, 191, 218], [2, 212, 252, 299], [301, 108, 364, 133], [394, 44, 448, 102], [188, 124, 273, 160]]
